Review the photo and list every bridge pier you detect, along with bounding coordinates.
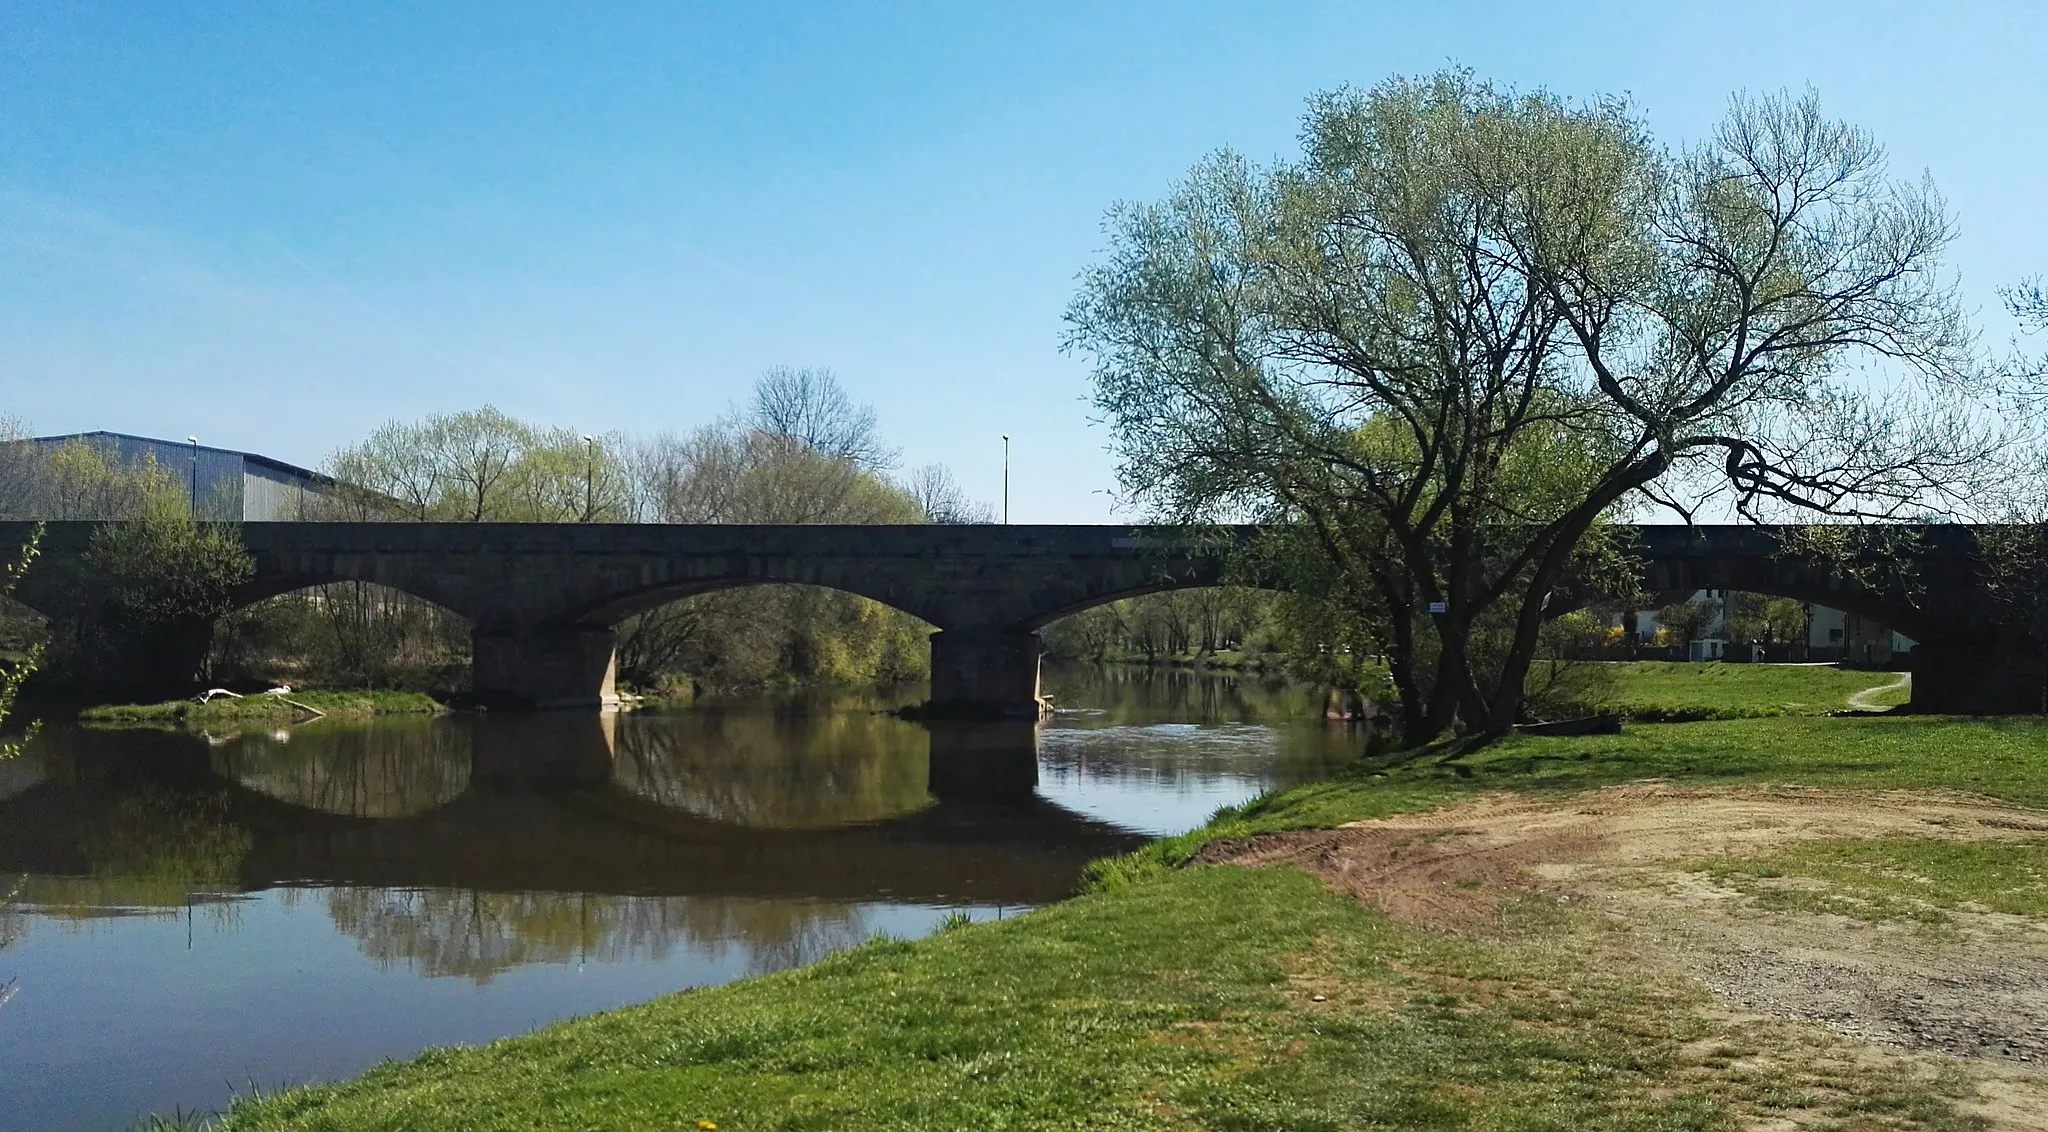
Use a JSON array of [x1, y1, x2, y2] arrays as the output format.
[[1910, 641, 2047, 714], [471, 626, 620, 710], [926, 630, 1047, 720]]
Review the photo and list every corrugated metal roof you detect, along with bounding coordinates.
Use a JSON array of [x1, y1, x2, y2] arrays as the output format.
[[25, 431, 335, 486]]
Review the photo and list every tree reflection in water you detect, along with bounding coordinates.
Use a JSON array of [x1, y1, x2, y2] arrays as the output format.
[[323, 886, 873, 983], [214, 718, 469, 818], [609, 701, 931, 828], [0, 744, 43, 803], [5, 783, 254, 937], [1045, 661, 1327, 727]]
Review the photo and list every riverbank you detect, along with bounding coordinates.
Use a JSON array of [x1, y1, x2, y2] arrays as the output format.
[[79, 689, 444, 727], [212, 713, 2048, 1130], [1584, 660, 1915, 720], [1057, 657, 1915, 721]]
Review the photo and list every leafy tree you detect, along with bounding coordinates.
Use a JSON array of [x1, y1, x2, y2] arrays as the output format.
[[1727, 593, 1808, 646], [0, 436, 253, 697], [1654, 599, 1719, 648], [321, 407, 635, 523], [0, 526, 40, 759], [42, 513, 254, 697], [0, 416, 39, 520], [1067, 72, 1990, 743], [1040, 588, 1277, 663], [0, 525, 32, 1012]]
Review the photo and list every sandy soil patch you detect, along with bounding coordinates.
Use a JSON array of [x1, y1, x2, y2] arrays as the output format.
[[1195, 783, 2048, 1087]]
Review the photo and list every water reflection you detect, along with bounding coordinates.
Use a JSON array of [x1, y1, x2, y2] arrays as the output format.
[[1047, 662, 1329, 726], [610, 706, 933, 827], [0, 742, 44, 802], [1036, 663, 1360, 834], [0, 665, 1359, 1132], [215, 718, 471, 818], [324, 888, 877, 983]]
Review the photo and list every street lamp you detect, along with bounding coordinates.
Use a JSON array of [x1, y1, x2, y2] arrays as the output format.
[[186, 436, 199, 516], [581, 434, 597, 522], [1001, 434, 1010, 525]]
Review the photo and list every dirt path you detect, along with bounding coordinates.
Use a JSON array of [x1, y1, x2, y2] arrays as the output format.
[[1848, 671, 1913, 711], [1197, 783, 2048, 1101]]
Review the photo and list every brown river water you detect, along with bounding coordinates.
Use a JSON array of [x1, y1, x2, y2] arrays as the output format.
[[0, 663, 1357, 1130]]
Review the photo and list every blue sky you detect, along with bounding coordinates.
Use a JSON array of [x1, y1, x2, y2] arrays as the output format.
[[3, 1, 2043, 521]]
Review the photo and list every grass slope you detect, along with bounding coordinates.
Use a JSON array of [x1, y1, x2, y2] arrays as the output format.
[[227, 867, 1755, 1132], [1594, 661, 1906, 720], [81, 690, 443, 726], [213, 715, 2047, 1130]]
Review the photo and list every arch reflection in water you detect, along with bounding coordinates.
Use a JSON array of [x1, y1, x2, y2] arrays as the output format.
[[214, 717, 471, 818], [608, 706, 932, 828]]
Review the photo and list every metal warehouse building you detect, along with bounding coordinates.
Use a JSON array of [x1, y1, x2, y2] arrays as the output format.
[[19, 431, 332, 521]]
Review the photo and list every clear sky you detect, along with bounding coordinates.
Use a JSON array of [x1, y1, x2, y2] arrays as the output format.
[[3, 1, 2043, 521]]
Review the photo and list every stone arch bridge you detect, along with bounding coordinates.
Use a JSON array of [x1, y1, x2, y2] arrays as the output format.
[[2, 521, 2032, 715]]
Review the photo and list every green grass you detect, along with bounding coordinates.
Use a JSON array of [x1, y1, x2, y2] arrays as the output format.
[[206, 714, 2047, 1130], [1592, 661, 1907, 720], [215, 867, 1836, 1132], [1699, 838, 2048, 926], [80, 690, 444, 727]]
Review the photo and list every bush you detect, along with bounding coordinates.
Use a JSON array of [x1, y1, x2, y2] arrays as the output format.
[[38, 516, 252, 698]]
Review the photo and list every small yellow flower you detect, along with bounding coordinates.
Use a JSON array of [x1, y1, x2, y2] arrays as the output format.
[[697, 1123, 718, 1131]]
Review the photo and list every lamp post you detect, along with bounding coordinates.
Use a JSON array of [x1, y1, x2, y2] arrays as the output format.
[[1001, 434, 1010, 525], [581, 434, 597, 522], [186, 436, 199, 516]]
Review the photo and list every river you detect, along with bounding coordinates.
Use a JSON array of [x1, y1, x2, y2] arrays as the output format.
[[0, 663, 1356, 1130]]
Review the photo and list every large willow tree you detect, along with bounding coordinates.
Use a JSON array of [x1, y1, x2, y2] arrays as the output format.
[[1067, 73, 1993, 743]]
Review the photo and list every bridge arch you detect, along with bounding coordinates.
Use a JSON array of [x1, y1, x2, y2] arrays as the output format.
[[3, 520, 2034, 715]]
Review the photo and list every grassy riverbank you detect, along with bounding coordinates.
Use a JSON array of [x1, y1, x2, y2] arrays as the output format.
[[1067, 657, 1912, 720], [1591, 660, 1912, 720], [80, 690, 444, 727], [213, 713, 2048, 1130]]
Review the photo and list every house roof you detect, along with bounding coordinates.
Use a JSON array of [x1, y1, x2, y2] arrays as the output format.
[[26, 430, 334, 486]]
